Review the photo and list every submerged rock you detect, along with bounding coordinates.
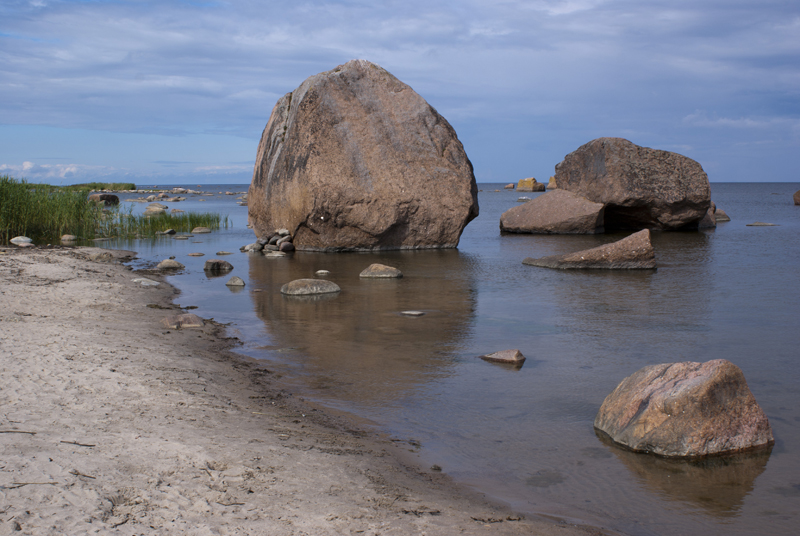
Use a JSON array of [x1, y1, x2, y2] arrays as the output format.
[[280, 279, 341, 296], [479, 349, 526, 365], [746, 222, 778, 226], [500, 190, 605, 234], [594, 359, 774, 457], [248, 59, 479, 251], [554, 138, 711, 230], [523, 229, 656, 270], [359, 263, 403, 278]]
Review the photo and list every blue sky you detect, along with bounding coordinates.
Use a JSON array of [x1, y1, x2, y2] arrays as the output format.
[[1, 0, 798, 185]]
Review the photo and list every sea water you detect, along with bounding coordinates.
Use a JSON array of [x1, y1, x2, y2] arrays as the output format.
[[109, 182, 800, 536]]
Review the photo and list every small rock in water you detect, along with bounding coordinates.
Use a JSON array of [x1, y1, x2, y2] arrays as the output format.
[[226, 276, 246, 287], [216, 251, 233, 255], [173, 236, 190, 240], [479, 349, 526, 365], [315, 270, 331, 276], [187, 252, 204, 257], [157, 259, 185, 270], [192, 227, 212, 233], [133, 278, 160, 287], [400, 310, 425, 317], [517, 196, 531, 202], [715, 209, 731, 222], [746, 222, 778, 226], [359, 263, 403, 278], [203, 259, 234, 273], [280, 279, 340, 296], [61, 234, 77, 242]]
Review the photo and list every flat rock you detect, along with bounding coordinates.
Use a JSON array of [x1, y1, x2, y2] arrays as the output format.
[[523, 229, 656, 270], [248, 59, 479, 251], [746, 222, 778, 226], [500, 190, 605, 234], [132, 277, 160, 286], [264, 251, 287, 258], [315, 270, 331, 276], [216, 251, 233, 255], [359, 263, 403, 278], [187, 252, 204, 257], [594, 359, 774, 457], [161, 313, 205, 329], [479, 349, 526, 365], [715, 209, 731, 222], [191, 227, 212, 234], [203, 259, 234, 273], [10, 236, 32, 245], [554, 137, 711, 230], [157, 259, 185, 269], [400, 310, 425, 317], [517, 178, 546, 192], [280, 279, 341, 296], [226, 276, 246, 287]]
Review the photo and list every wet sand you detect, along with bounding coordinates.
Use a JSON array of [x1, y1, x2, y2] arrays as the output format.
[[0, 246, 616, 535]]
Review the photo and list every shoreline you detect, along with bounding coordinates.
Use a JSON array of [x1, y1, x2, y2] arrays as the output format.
[[0, 245, 616, 535]]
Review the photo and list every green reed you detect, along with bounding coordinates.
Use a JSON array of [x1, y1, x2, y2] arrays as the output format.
[[0, 175, 101, 243], [1, 175, 228, 243]]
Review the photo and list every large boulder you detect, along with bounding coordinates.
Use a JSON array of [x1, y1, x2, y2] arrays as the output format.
[[500, 190, 604, 234], [88, 193, 120, 206], [594, 360, 774, 457], [248, 59, 479, 251], [554, 138, 711, 231], [523, 229, 656, 269]]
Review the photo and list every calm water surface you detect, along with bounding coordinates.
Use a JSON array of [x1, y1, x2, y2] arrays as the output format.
[[108, 182, 800, 536]]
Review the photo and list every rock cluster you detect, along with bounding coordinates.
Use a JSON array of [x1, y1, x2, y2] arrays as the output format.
[[523, 229, 656, 270], [594, 359, 774, 457], [248, 59, 479, 251], [240, 228, 295, 255]]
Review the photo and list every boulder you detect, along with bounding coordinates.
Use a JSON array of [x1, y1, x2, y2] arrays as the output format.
[[161, 313, 205, 329], [500, 190, 605, 234], [594, 359, 774, 457], [10, 236, 32, 245], [248, 59, 479, 251], [157, 259, 185, 270], [504, 183, 515, 190], [226, 276, 246, 287], [547, 176, 558, 189], [794, 190, 800, 205], [280, 279, 341, 296], [517, 178, 546, 192], [203, 259, 234, 273], [698, 201, 717, 229], [88, 193, 120, 206], [479, 349, 526, 365], [359, 263, 403, 278], [554, 138, 711, 230], [278, 241, 295, 253], [523, 229, 656, 270]]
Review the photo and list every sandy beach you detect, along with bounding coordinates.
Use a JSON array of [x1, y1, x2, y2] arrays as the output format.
[[0, 245, 614, 535]]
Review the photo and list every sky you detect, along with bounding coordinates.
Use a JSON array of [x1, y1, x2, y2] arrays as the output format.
[[0, 0, 798, 185]]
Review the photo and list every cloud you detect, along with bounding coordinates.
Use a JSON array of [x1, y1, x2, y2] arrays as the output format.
[[0, 0, 798, 182]]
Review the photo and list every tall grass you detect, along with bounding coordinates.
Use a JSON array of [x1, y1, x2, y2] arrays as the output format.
[[0, 175, 101, 242], [1, 175, 228, 243]]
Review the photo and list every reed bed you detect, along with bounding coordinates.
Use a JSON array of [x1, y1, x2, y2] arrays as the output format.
[[1, 175, 228, 243]]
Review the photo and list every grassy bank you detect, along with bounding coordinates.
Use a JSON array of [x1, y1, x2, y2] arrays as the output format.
[[1, 175, 227, 243]]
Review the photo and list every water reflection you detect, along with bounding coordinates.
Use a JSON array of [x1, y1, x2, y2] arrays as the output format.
[[247, 250, 478, 405], [599, 432, 772, 516]]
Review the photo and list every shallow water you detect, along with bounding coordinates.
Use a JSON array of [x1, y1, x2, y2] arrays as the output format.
[[108, 182, 800, 535]]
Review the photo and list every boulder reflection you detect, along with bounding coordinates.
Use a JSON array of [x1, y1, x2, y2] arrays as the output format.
[[248, 250, 477, 404], [598, 432, 772, 516]]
